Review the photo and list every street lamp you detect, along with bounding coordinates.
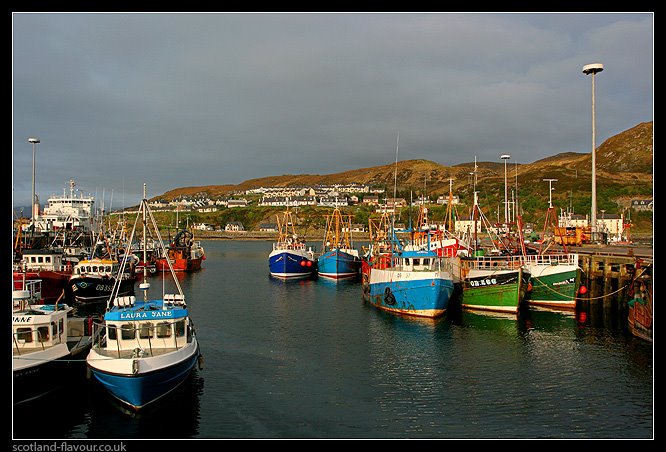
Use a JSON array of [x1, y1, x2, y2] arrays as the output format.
[[583, 63, 603, 236], [544, 178, 558, 209], [501, 154, 510, 224], [27, 137, 40, 221]]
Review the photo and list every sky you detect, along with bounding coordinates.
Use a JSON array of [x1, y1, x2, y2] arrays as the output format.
[[12, 12, 653, 209]]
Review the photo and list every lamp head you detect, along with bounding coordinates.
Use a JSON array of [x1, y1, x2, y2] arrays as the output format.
[[27, 137, 40, 144], [582, 63, 604, 75]]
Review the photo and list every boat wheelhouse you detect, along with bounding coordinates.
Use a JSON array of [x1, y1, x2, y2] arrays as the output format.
[[67, 257, 136, 304], [12, 303, 93, 405]]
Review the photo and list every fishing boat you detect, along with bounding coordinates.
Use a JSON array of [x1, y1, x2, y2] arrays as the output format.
[[522, 180, 584, 310], [627, 259, 652, 342], [364, 226, 456, 318], [457, 188, 531, 314], [12, 248, 73, 303], [522, 252, 583, 310], [155, 229, 206, 272], [66, 253, 137, 305], [318, 206, 361, 280], [361, 211, 393, 286], [268, 204, 316, 279], [459, 253, 531, 314], [362, 138, 454, 317], [86, 184, 203, 410], [12, 286, 94, 406]]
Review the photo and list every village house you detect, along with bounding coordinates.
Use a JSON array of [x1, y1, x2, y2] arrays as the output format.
[[227, 199, 249, 208], [225, 221, 245, 231], [631, 199, 653, 211], [258, 223, 278, 232]]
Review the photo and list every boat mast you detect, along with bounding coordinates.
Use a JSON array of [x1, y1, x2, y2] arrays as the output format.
[[391, 133, 399, 238], [472, 157, 478, 253], [143, 184, 148, 300]]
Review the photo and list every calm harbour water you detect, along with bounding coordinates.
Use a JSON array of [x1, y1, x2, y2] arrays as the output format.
[[12, 240, 653, 440]]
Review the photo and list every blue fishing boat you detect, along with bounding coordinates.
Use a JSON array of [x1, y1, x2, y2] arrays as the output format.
[[86, 185, 202, 410], [268, 204, 316, 280], [364, 230, 456, 318], [317, 206, 361, 280]]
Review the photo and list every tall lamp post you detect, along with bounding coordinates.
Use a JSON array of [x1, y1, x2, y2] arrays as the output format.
[[27, 137, 40, 222], [501, 154, 510, 224], [583, 63, 603, 236]]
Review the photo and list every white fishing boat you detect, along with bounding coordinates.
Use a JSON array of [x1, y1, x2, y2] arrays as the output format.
[[12, 282, 94, 406], [86, 184, 203, 410]]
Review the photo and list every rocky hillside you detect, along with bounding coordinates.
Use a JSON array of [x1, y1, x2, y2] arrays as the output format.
[[156, 122, 653, 208]]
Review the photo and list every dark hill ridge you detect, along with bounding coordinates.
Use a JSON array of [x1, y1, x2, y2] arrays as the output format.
[[157, 121, 653, 202]]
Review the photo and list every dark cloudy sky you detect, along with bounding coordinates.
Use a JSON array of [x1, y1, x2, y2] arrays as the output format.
[[12, 12, 653, 208]]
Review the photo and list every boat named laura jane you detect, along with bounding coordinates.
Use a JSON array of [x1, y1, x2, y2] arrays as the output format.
[[86, 184, 203, 411], [86, 294, 202, 409]]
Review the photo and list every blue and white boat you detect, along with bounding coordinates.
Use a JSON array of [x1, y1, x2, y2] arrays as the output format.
[[268, 205, 316, 280], [86, 184, 202, 410], [364, 235, 456, 318], [317, 206, 361, 280]]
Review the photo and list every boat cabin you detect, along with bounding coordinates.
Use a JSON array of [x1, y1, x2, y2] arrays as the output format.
[[21, 249, 70, 272], [98, 295, 192, 357], [73, 259, 120, 277], [392, 251, 447, 272], [12, 305, 71, 354], [12, 279, 43, 310]]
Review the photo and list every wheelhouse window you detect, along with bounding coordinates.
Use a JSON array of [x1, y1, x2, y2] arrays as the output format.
[[37, 326, 50, 342], [175, 320, 186, 337], [139, 322, 154, 339], [16, 327, 33, 343], [108, 324, 117, 340], [156, 322, 172, 338], [121, 323, 135, 340]]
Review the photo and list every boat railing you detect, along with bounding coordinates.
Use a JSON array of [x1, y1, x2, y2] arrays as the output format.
[[273, 241, 308, 251], [92, 318, 191, 359], [391, 255, 456, 273], [12, 326, 58, 355], [522, 253, 579, 266], [462, 254, 524, 270]]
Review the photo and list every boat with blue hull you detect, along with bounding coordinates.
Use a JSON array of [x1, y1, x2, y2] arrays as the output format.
[[364, 249, 456, 317], [86, 184, 203, 411], [363, 218, 456, 318], [268, 204, 316, 280], [318, 206, 361, 280], [87, 296, 201, 409]]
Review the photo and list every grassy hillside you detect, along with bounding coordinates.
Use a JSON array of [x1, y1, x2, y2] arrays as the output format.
[[149, 122, 653, 233]]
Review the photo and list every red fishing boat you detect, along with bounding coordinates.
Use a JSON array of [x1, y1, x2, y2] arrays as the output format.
[[155, 229, 206, 272]]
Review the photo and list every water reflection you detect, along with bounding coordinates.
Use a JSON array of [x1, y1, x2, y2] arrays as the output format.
[[85, 371, 204, 438]]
